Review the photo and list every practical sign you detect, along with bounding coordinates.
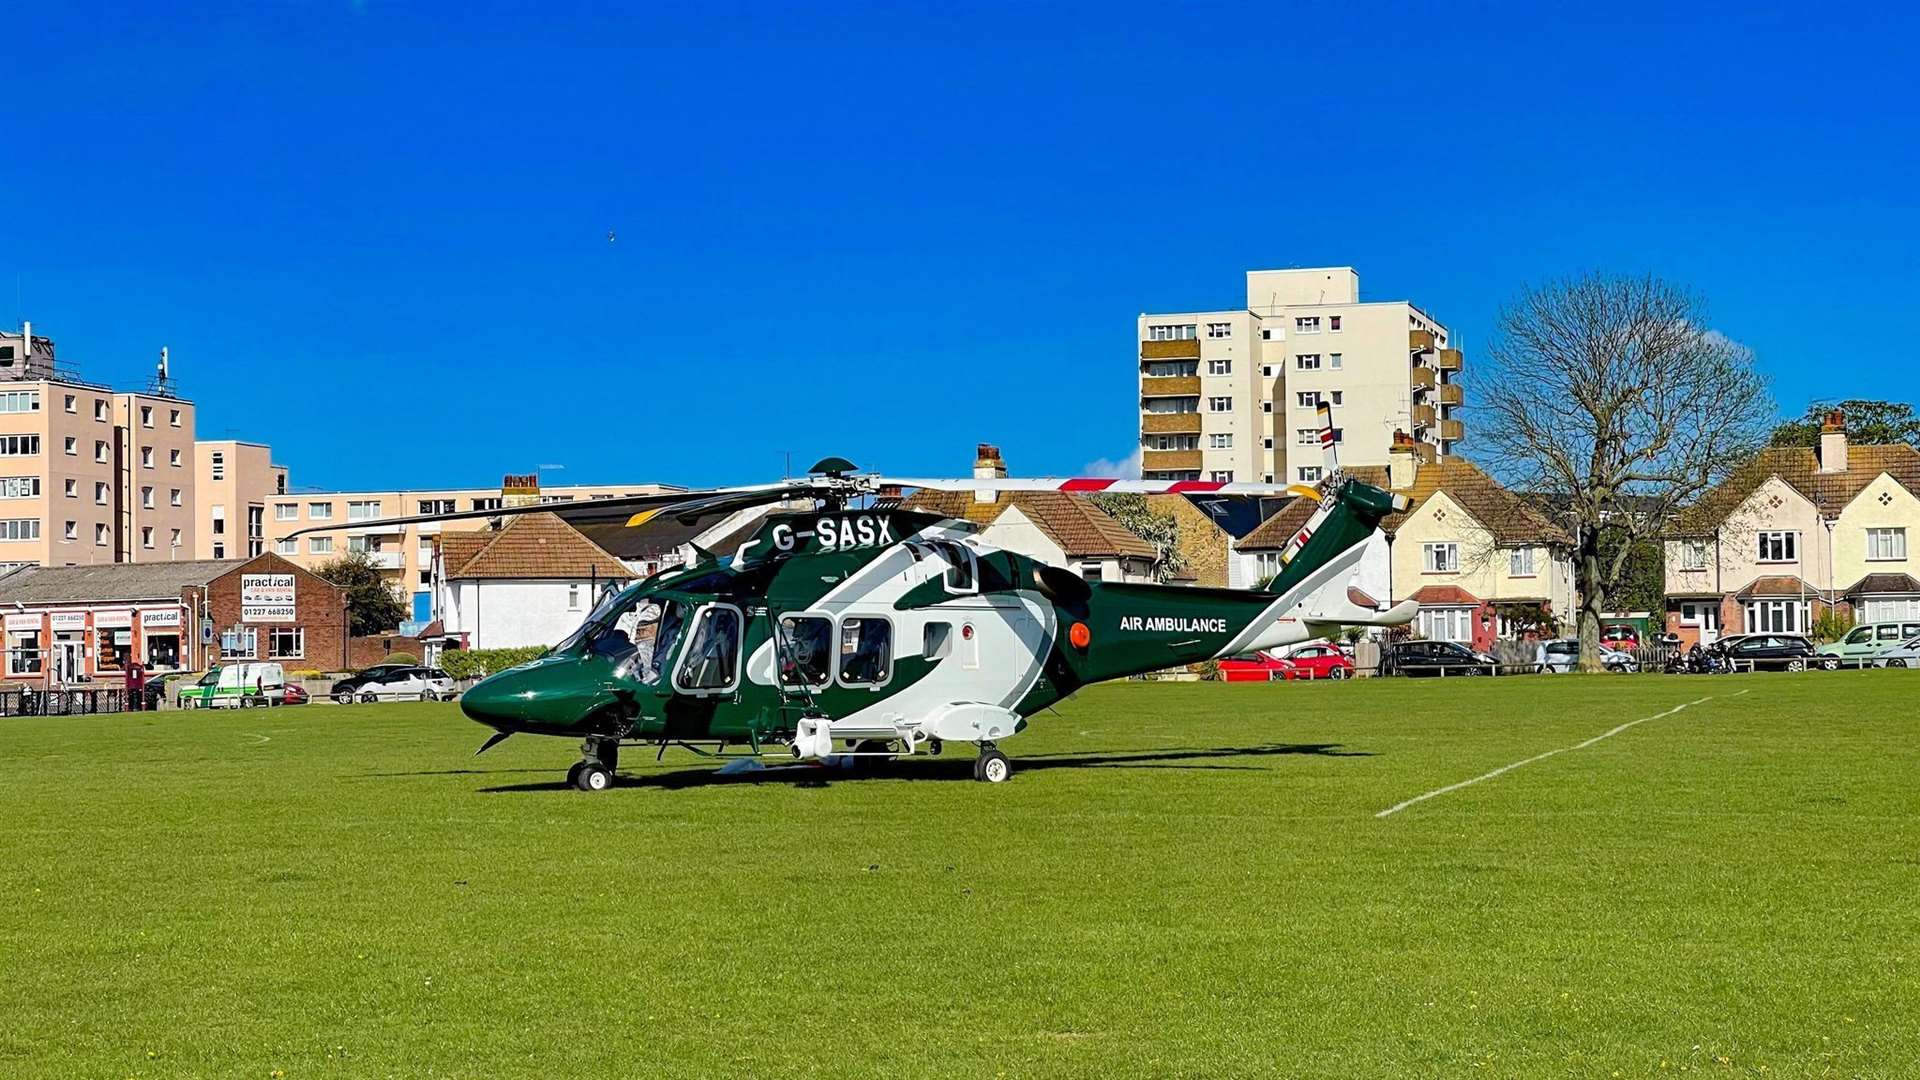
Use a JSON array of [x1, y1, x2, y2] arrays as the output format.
[[240, 573, 297, 624]]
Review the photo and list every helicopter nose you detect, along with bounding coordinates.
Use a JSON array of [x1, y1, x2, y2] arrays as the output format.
[[458, 675, 524, 732], [458, 658, 604, 736]]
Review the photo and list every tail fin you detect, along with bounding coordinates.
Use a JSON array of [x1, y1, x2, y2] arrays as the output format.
[[1265, 478, 1407, 598]]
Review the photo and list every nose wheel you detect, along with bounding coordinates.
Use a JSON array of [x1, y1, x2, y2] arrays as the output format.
[[974, 743, 1011, 784], [569, 739, 620, 792]]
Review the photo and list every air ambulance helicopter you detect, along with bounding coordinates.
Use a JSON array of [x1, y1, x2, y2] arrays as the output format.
[[294, 408, 1413, 789]]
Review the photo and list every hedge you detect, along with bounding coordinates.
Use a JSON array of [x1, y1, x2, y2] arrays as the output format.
[[439, 647, 547, 681]]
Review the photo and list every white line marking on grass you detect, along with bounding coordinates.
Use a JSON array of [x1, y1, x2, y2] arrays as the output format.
[[1375, 691, 1742, 819], [243, 732, 272, 745]]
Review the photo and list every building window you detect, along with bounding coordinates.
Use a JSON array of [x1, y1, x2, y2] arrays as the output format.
[[268, 627, 304, 659], [1679, 541, 1708, 571], [1210, 470, 1233, 483], [1423, 543, 1460, 573], [1330, 390, 1343, 405], [169, 408, 181, 427], [1144, 397, 1200, 414], [94, 482, 109, 505], [94, 400, 108, 421], [309, 537, 334, 554], [63, 521, 77, 541], [539, 495, 575, 504], [1261, 401, 1273, 414], [95, 440, 109, 463], [1209, 433, 1233, 449], [211, 507, 225, 534], [273, 502, 296, 520], [418, 499, 456, 514], [213, 542, 225, 559], [1208, 396, 1232, 412], [1756, 531, 1797, 563], [1296, 428, 1317, 446], [141, 486, 154, 509], [1509, 547, 1537, 576], [348, 535, 371, 553], [1298, 466, 1323, 483], [170, 529, 181, 548], [62, 479, 76, 498], [221, 627, 258, 660], [134, 449, 150, 473], [1295, 354, 1321, 371], [1329, 315, 1342, 332], [1295, 317, 1321, 335], [0, 391, 38, 413], [1262, 437, 1274, 449], [140, 406, 153, 427], [471, 497, 503, 511], [1145, 360, 1198, 379], [309, 501, 333, 519], [1147, 324, 1198, 341], [1866, 527, 1908, 561], [1149, 434, 1199, 451], [210, 451, 225, 480], [275, 538, 297, 555], [0, 519, 41, 542], [170, 488, 182, 507], [1329, 353, 1342, 369], [1206, 359, 1232, 375], [94, 523, 109, 546], [1206, 322, 1232, 339], [141, 527, 154, 549], [567, 584, 583, 611], [169, 449, 181, 467], [1263, 474, 1274, 483], [7, 628, 42, 676], [348, 500, 382, 521], [0, 477, 40, 499], [247, 506, 264, 557], [59, 436, 74, 456], [1261, 328, 1273, 340], [1744, 599, 1808, 634], [1417, 606, 1473, 644], [64, 394, 76, 413], [1298, 391, 1319, 408], [1678, 602, 1720, 628]]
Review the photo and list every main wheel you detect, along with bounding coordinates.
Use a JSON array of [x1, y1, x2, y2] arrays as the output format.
[[1820, 658, 1841, 671], [565, 762, 586, 788], [974, 748, 1011, 784], [576, 763, 613, 792], [1786, 658, 1806, 672], [334, 691, 353, 704]]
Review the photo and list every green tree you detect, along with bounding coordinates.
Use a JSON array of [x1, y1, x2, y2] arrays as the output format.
[[1769, 399, 1920, 450], [1089, 493, 1187, 583], [314, 550, 409, 636]]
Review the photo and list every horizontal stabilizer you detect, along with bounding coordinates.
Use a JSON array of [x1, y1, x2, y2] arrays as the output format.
[[1302, 597, 1418, 628]]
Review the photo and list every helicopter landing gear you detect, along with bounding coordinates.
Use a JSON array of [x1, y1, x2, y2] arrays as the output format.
[[973, 743, 1011, 784], [571, 738, 619, 792]]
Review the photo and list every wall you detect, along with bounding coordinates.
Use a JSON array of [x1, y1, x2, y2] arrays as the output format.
[[1664, 477, 1830, 599], [977, 506, 1070, 571], [438, 577, 598, 651], [115, 393, 197, 561], [203, 552, 349, 671], [1831, 472, 1920, 592], [1145, 494, 1230, 587]]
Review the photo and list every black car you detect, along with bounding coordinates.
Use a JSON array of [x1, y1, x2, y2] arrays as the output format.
[[1718, 633, 1816, 672], [329, 662, 417, 704], [1382, 640, 1499, 677]]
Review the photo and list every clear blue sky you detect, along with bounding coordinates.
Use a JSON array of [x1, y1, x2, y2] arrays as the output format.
[[5, 2, 1914, 491]]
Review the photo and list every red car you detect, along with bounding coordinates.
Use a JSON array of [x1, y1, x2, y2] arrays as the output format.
[[1218, 652, 1292, 682], [1601, 625, 1640, 651], [1275, 642, 1354, 680], [283, 683, 310, 705]]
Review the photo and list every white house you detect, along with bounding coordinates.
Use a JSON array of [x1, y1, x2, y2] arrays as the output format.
[[431, 513, 633, 652]]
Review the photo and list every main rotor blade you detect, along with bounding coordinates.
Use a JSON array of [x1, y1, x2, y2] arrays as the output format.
[[283, 482, 795, 539], [882, 476, 1310, 496]]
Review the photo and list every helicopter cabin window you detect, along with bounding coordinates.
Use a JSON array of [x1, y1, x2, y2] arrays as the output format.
[[932, 539, 977, 593], [674, 604, 742, 693], [838, 617, 892, 687], [776, 615, 833, 687]]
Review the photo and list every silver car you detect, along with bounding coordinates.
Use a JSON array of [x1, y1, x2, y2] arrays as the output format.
[[352, 665, 459, 702], [1871, 635, 1920, 669], [1536, 638, 1638, 673]]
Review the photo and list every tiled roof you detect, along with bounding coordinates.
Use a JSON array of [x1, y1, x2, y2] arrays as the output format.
[[439, 513, 633, 581], [0, 559, 235, 604], [1234, 497, 1317, 552], [1408, 584, 1482, 606], [1733, 574, 1818, 600], [1676, 444, 1920, 533], [1842, 572, 1920, 596], [900, 490, 1158, 560]]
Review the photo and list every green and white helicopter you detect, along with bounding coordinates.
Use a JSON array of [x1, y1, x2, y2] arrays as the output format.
[[309, 436, 1414, 790]]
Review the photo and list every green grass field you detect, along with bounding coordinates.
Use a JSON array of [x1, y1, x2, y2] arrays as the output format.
[[3, 674, 1917, 1078]]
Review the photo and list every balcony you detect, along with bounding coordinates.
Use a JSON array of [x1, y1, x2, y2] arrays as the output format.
[[1141, 413, 1203, 435], [1141, 339, 1201, 360], [1142, 449, 1203, 472], [1409, 329, 1436, 352], [1139, 376, 1201, 398], [365, 551, 403, 570], [1436, 348, 1463, 372], [1411, 403, 1437, 427], [1411, 367, 1437, 391], [1437, 383, 1463, 406], [1415, 442, 1439, 463], [1439, 418, 1465, 441]]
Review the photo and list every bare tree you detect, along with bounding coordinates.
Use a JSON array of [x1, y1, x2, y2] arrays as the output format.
[[1473, 274, 1772, 670]]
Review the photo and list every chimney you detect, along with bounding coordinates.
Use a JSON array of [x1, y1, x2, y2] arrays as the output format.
[[973, 443, 1007, 503], [1818, 409, 1848, 474], [1387, 430, 1419, 491]]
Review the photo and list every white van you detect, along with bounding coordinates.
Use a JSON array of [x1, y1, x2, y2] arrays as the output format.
[[178, 663, 287, 708]]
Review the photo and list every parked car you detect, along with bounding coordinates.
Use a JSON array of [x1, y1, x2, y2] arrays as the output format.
[[1382, 640, 1499, 677], [178, 662, 287, 708], [348, 666, 457, 702], [1720, 634, 1817, 672], [1600, 625, 1641, 651], [329, 662, 419, 704], [1814, 621, 1920, 669], [1869, 634, 1920, 668], [1219, 652, 1292, 682], [283, 683, 311, 705], [1536, 638, 1638, 673], [1274, 642, 1354, 680]]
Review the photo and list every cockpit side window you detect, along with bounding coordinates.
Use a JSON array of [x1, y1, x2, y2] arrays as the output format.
[[675, 604, 743, 693]]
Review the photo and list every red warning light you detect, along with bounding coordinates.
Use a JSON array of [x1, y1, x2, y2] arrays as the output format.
[[1069, 622, 1090, 649], [961, 624, 974, 640]]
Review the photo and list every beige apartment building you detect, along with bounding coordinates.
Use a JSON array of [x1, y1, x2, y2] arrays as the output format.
[[0, 323, 199, 570], [194, 440, 288, 561], [1138, 267, 1461, 485], [259, 475, 681, 624]]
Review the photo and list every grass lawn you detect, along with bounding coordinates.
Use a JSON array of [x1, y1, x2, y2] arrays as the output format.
[[2, 673, 1917, 1078]]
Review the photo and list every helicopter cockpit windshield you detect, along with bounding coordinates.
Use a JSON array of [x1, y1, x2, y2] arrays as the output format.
[[556, 586, 685, 685]]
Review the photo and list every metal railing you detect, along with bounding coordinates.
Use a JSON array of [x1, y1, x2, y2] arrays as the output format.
[[0, 687, 149, 716]]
